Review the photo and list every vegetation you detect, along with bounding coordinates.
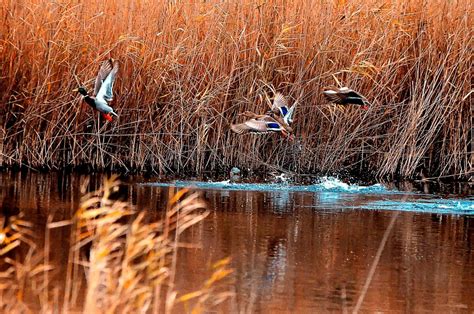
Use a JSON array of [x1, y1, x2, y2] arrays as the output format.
[[0, 176, 233, 312], [0, 0, 472, 179]]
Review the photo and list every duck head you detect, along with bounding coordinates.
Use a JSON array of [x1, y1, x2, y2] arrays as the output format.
[[73, 86, 89, 96], [229, 167, 241, 182]]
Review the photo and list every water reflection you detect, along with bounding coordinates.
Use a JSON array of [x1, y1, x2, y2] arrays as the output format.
[[0, 172, 473, 312]]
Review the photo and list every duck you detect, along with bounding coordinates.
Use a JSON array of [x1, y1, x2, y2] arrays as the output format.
[[230, 113, 294, 140], [230, 93, 297, 140], [323, 87, 369, 110], [73, 58, 119, 121]]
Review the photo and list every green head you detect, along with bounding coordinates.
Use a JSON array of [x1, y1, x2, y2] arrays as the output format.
[[73, 86, 88, 96]]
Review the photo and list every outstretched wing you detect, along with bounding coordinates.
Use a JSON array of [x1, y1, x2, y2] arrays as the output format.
[[96, 59, 119, 102], [231, 119, 268, 134], [94, 59, 114, 96], [323, 89, 347, 104], [230, 118, 282, 134], [271, 93, 290, 118], [284, 102, 297, 125], [343, 90, 367, 105], [323, 87, 367, 105]]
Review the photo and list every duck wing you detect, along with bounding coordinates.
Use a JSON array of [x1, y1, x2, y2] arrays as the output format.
[[342, 90, 367, 105], [323, 88, 347, 104], [271, 93, 290, 118], [94, 59, 114, 96], [283, 102, 297, 125], [95, 59, 119, 102], [231, 116, 282, 134], [323, 87, 367, 105]]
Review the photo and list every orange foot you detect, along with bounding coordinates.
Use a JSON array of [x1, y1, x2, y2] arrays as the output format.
[[101, 113, 113, 121]]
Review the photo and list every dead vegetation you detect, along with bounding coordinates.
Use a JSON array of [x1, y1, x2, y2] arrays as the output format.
[[0, 0, 472, 179], [0, 176, 233, 312]]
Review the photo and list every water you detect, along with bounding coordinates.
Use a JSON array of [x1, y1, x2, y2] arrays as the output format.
[[145, 177, 474, 215], [1, 172, 473, 312]]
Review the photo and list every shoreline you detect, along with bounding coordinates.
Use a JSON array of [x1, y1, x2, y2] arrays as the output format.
[[1, 167, 472, 193]]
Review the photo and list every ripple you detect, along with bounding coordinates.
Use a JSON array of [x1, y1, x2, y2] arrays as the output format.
[[358, 199, 474, 215]]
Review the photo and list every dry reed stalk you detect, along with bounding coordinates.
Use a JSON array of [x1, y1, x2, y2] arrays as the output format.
[[0, 0, 472, 179]]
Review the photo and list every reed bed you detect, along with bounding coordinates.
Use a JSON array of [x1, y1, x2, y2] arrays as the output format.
[[0, 176, 233, 312], [0, 0, 472, 179]]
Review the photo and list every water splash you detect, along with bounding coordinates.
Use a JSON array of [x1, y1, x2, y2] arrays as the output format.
[[317, 176, 388, 192], [144, 176, 394, 194], [143, 177, 473, 215]]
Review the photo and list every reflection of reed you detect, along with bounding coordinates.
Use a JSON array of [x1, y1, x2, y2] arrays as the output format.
[[1, 172, 473, 312], [0, 175, 233, 312], [175, 187, 474, 312], [353, 211, 399, 313]]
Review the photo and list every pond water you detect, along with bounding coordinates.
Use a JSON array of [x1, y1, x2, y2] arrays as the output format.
[[1, 171, 473, 312]]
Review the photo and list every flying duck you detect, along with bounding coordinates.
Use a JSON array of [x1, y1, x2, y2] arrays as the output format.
[[230, 93, 296, 140], [73, 59, 119, 121], [230, 113, 294, 139], [323, 87, 369, 110]]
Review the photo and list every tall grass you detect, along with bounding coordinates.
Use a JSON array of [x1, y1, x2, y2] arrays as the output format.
[[0, 176, 233, 312], [0, 0, 472, 179]]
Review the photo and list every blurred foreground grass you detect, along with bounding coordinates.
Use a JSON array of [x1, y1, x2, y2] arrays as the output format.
[[0, 176, 233, 312]]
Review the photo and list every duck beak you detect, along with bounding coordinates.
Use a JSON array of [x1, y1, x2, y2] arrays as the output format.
[[72, 88, 78, 92]]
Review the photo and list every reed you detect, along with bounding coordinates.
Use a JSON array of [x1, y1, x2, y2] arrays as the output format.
[[0, 0, 472, 179], [0, 176, 233, 312]]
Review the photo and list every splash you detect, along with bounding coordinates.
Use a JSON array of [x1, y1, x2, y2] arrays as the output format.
[[143, 177, 474, 215], [317, 176, 388, 192], [144, 176, 394, 194]]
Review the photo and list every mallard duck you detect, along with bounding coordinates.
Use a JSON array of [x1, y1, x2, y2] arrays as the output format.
[[230, 113, 294, 140], [231, 93, 297, 140], [323, 87, 369, 110], [73, 59, 119, 121]]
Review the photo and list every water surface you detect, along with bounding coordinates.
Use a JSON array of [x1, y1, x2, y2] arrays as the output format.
[[1, 172, 473, 312]]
